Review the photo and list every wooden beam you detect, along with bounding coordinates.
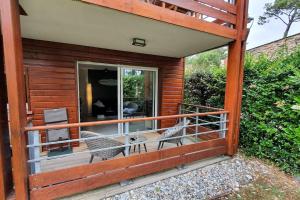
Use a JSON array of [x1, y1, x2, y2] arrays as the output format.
[[224, 0, 249, 155], [233, 0, 250, 155], [0, 0, 29, 199], [81, 0, 237, 39], [0, 36, 11, 200]]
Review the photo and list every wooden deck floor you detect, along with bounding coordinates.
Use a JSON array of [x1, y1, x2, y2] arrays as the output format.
[[39, 132, 196, 172]]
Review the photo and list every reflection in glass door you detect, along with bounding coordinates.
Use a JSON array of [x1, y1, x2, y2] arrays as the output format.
[[121, 68, 157, 132]]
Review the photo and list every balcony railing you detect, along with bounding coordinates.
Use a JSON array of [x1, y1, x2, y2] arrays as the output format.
[[142, 0, 237, 28], [25, 105, 228, 199]]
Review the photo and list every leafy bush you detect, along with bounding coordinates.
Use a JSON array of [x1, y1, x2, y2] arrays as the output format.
[[123, 75, 144, 99], [185, 48, 300, 174]]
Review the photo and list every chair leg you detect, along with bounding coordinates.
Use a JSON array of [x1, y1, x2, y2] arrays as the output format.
[[144, 143, 147, 152], [89, 155, 94, 163], [134, 145, 136, 152], [161, 142, 164, 149], [180, 141, 183, 146], [129, 146, 131, 153], [158, 141, 161, 150], [138, 144, 141, 153], [122, 150, 125, 157], [176, 143, 179, 147]]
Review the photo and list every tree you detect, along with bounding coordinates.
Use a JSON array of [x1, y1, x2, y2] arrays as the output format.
[[185, 47, 227, 77], [258, 0, 300, 38]]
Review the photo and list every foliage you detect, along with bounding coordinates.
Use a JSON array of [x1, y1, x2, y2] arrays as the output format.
[[185, 66, 226, 107], [123, 75, 144, 99], [185, 48, 300, 174], [185, 48, 227, 77], [258, 0, 300, 38]]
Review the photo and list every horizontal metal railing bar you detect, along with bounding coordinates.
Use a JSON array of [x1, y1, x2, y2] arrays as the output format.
[[181, 109, 197, 113], [186, 116, 216, 124], [180, 103, 224, 111], [207, 115, 221, 119], [27, 128, 228, 163], [25, 111, 228, 131], [26, 120, 228, 148]]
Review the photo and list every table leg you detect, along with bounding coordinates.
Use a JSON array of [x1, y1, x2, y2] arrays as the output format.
[[144, 143, 147, 152]]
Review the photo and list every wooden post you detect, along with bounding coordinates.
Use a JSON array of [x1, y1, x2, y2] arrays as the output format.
[[224, 0, 249, 155], [0, 35, 13, 200], [0, 0, 29, 199]]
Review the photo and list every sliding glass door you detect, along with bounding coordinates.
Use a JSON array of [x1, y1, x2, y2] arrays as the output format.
[[121, 67, 157, 132], [78, 62, 157, 135]]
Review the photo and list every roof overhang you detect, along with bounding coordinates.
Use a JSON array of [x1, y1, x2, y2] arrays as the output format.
[[20, 0, 233, 58]]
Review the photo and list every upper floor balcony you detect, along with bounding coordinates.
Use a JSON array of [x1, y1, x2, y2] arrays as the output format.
[[20, 0, 242, 58]]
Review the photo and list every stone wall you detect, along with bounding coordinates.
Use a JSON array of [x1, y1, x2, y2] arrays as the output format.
[[248, 33, 300, 58]]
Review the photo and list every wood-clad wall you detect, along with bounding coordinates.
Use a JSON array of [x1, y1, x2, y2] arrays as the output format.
[[23, 39, 184, 142]]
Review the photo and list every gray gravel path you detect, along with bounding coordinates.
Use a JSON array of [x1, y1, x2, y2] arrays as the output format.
[[106, 155, 263, 200]]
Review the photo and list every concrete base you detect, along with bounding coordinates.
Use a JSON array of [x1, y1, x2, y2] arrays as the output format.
[[62, 156, 230, 200]]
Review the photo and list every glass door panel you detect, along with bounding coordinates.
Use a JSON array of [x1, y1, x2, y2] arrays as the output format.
[[121, 68, 157, 132]]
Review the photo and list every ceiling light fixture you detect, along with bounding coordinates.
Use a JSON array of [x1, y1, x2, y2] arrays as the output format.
[[132, 38, 146, 47]]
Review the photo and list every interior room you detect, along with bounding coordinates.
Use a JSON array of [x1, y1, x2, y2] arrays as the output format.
[[78, 63, 119, 135]]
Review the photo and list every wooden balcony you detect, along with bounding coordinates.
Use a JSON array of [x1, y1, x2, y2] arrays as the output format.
[[25, 105, 228, 199], [84, 0, 238, 39]]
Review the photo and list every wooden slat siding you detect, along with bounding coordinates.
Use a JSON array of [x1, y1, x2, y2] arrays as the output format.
[[161, 0, 236, 25], [82, 0, 237, 39], [0, 0, 29, 199], [160, 59, 184, 128], [29, 138, 225, 189], [0, 36, 13, 200], [30, 146, 226, 199], [23, 38, 184, 141]]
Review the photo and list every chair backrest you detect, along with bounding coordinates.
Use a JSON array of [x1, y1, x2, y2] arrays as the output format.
[[44, 108, 69, 142], [81, 131, 123, 150], [164, 120, 190, 138], [44, 108, 68, 124]]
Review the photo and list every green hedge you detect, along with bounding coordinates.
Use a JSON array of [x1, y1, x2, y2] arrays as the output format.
[[185, 49, 300, 174]]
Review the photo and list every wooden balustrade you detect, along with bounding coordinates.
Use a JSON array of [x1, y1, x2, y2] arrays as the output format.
[[144, 0, 237, 26], [26, 109, 228, 199]]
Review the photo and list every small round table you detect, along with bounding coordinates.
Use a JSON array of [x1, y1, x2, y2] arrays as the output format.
[[129, 135, 147, 153]]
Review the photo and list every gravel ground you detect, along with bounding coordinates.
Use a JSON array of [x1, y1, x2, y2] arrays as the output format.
[[105, 154, 270, 200]]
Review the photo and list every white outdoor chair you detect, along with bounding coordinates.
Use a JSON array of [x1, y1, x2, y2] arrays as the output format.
[[157, 120, 190, 150]]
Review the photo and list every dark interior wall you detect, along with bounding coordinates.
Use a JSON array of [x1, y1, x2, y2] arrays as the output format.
[[89, 69, 117, 102], [23, 38, 184, 142], [0, 36, 13, 198], [88, 69, 118, 116]]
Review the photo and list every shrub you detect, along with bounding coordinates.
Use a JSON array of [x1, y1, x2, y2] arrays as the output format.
[[185, 48, 300, 174]]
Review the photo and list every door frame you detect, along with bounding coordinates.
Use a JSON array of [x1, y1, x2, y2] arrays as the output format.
[[76, 61, 158, 135]]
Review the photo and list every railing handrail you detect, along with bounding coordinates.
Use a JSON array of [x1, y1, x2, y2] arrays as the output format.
[[25, 110, 228, 132]]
